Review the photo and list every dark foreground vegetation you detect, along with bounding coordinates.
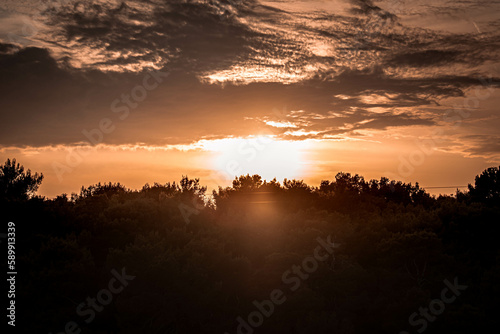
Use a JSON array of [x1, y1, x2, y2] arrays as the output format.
[[2, 158, 500, 334]]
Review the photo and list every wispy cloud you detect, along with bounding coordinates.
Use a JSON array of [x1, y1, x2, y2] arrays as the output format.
[[0, 0, 499, 161]]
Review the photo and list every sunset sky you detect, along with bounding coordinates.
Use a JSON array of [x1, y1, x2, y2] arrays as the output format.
[[0, 0, 499, 197]]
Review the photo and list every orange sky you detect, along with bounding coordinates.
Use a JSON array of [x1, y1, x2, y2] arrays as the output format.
[[1, 136, 493, 197]]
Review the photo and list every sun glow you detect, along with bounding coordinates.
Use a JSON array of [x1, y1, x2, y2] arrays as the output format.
[[200, 136, 310, 182], [265, 120, 298, 128]]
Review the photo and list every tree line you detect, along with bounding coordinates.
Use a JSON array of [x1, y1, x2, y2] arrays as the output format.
[[1, 158, 499, 333]]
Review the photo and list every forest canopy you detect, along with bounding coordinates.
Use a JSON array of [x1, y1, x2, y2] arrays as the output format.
[[2, 159, 499, 334]]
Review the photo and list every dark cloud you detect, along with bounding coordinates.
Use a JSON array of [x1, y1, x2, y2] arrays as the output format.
[[0, 0, 499, 160], [43, 0, 263, 72], [349, 0, 397, 20], [387, 50, 462, 67], [460, 134, 500, 158]]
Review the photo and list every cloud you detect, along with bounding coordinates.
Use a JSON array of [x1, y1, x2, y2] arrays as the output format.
[[349, 0, 397, 20], [457, 134, 500, 161], [0, 0, 499, 161]]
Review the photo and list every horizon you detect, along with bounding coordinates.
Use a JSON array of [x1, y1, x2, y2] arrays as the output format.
[[27, 168, 474, 199]]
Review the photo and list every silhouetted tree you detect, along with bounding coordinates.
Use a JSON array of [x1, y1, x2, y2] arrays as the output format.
[[232, 174, 263, 190], [468, 166, 500, 204], [8, 162, 500, 334], [76, 182, 128, 200], [0, 158, 43, 201]]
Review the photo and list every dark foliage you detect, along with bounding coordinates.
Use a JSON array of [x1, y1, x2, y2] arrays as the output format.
[[0, 158, 43, 201], [2, 160, 500, 334]]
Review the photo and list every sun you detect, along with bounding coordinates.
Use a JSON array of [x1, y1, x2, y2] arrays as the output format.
[[201, 135, 310, 182]]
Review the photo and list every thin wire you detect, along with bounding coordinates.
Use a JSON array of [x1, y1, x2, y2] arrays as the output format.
[[423, 186, 468, 189]]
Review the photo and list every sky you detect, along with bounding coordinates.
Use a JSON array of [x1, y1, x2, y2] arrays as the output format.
[[0, 0, 499, 197]]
